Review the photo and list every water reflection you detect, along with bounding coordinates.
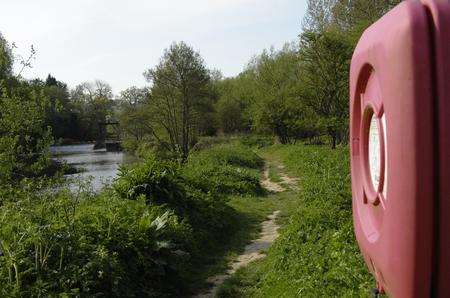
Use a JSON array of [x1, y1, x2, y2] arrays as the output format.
[[51, 144, 128, 191]]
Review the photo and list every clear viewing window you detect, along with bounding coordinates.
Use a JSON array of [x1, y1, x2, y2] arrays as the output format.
[[369, 115, 381, 191], [381, 114, 387, 199]]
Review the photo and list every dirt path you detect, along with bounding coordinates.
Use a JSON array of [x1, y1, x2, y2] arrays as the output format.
[[195, 210, 281, 298], [194, 162, 298, 298], [261, 165, 285, 193], [261, 163, 299, 192], [280, 174, 299, 189]]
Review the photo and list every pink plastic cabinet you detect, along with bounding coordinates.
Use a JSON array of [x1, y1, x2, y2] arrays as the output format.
[[350, 1, 437, 296]]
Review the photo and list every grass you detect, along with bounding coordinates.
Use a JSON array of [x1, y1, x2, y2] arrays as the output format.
[[229, 191, 296, 229], [183, 144, 265, 197], [217, 143, 374, 297], [267, 163, 282, 183]]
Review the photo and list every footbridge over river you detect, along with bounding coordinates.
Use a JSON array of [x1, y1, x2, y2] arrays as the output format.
[[95, 118, 122, 152]]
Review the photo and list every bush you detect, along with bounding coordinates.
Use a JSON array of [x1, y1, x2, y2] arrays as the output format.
[[183, 164, 263, 197], [0, 188, 193, 297], [114, 155, 238, 253], [191, 136, 234, 151], [189, 144, 264, 169], [239, 135, 274, 149], [0, 147, 255, 297], [183, 144, 265, 196], [114, 157, 187, 213]]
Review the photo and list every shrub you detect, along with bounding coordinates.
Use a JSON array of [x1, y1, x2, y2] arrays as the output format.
[[114, 156, 187, 213], [239, 135, 274, 149], [0, 148, 250, 297], [112, 153, 240, 275], [189, 144, 263, 169], [191, 136, 234, 151], [0, 189, 193, 297], [183, 144, 265, 196], [184, 164, 263, 197]]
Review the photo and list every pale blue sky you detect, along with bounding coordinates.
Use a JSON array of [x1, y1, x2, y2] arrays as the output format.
[[0, 0, 307, 93]]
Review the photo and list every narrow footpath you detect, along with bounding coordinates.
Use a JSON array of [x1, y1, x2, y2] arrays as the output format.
[[195, 161, 299, 298]]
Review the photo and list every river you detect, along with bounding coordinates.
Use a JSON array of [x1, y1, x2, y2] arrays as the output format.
[[51, 144, 131, 191]]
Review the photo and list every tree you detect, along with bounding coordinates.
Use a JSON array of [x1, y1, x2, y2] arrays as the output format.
[[246, 44, 313, 144], [303, 0, 339, 32], [298, 0, 401, 148], [215, 75, 253, 134], [117, 87, 153, 151], [299, 29, 353, 148], [143, 41, 213, 159], [119, 86, 149, 107], [0, 80, 53, 182], [43, 74, 75, 141], [304, 0, 402, 34], [70, 80, 114, 142], [0, 36, 52, 182], [0, 33, 13, 80]]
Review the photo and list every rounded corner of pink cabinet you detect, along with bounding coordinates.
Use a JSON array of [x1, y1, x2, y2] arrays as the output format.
[[420, 1, 450, 296]]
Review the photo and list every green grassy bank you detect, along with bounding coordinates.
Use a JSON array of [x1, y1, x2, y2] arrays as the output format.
[[218, 144, 374, 297]]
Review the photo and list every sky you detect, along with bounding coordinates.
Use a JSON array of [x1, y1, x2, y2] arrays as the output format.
[[0, 0, 307, 93]]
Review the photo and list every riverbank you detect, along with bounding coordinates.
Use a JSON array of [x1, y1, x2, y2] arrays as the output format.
[[46, 158, 81, 176], [0, 143, 265, 296], [50, 143, 131, 191]]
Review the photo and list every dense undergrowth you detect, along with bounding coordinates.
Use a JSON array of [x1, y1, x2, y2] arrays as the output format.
[[183, 144, 265, 197], [218, 144, 374, 297], [0, 144, 264, 297]]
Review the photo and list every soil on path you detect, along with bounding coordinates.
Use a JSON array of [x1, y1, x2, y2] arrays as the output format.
[[195, 210, 281, 298], [276, 164, 300, 191], [194, 162, 298, 298], [261, 165, 285, 193]]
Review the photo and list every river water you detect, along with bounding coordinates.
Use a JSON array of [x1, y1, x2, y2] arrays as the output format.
[[51, 144, 130, 191]]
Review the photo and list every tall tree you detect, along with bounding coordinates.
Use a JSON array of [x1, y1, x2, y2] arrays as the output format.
[[215, 74, 254, 134], [119, 86, 149, 107], [0, 33, 13, 80], [70, 80, 114, 142], [43, 74, 75, 141], [144, 41, 212, 159], [304, 0, 402, 33], [117, 86, 152, 151], [300, 29, 353, 148], [298, 0, 402, 148], [0, 35, 52, 182], [247, 44, 313, 144]]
